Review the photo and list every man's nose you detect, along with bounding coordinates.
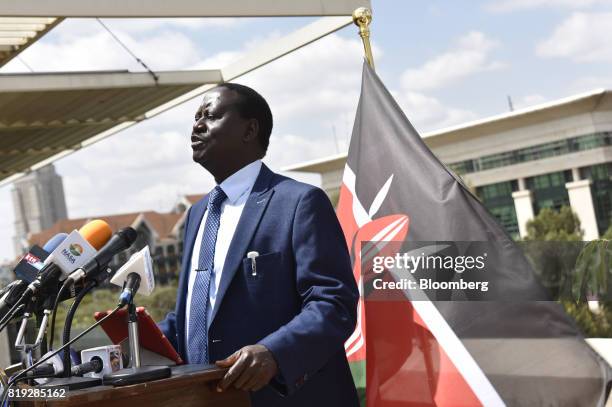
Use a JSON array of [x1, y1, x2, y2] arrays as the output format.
[[193, 117, 206, 133]]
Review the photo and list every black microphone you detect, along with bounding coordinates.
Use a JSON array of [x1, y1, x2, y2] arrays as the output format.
[[24, 356, 102, 377], [70, 357, 103, 376], [119, 273, 141, 306], [26, 363, 57, 377], [0, 280, 21, 299], [67, 228, 138, 284], [25, 352, 64, 377]]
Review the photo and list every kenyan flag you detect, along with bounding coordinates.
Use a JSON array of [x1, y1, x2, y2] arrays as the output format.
[[338, 62, 611, 406]]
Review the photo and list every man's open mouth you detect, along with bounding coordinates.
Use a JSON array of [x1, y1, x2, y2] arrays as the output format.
[[191, 136, 207, 149]]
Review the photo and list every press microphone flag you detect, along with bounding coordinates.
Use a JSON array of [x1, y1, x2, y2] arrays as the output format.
[[20, 221, 112, 308], [67, 227, 138, 284], [1, 234, 68, 320], [43, 231, 98, 278], [14, 233, 67, 283], [111, 245, 155, 306], [81, 345, 123, 379]]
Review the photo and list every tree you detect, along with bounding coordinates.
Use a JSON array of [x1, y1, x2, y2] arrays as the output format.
[[603, 225, 612, 240], [524, 206, 583, 241], [522, 206, 612, 337]]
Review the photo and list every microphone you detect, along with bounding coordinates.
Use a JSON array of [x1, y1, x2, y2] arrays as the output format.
[[42, 220, 112, 278], [12, 233, 65, 284], [43, 233, 71, 253], [110, 246, 155, 306], [68, 227, 138, 284], [0, 281, 20, 299], [24, 351, 101, 377], [0, 234, 67, 320], [28, 220, 112, 295], [80, 345, 123, 378], [25, 352, 64, 377], [70, 357, 103, 376], [0, 222, 112, 328]]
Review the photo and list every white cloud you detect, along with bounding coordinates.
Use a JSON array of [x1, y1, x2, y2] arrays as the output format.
[[401, 31, 504, 91], [486, 0, 608, 12], [568, 75, 612, 93], [393, 90, 478, 132], [536, 12, 612, 62], [513, 94, 549, 109], [56, 103, 214, 219]]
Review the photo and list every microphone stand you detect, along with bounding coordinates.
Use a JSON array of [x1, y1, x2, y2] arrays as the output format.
[[102, 301, 171, 386], [14, 300, 38, 375], [38, 281, 102, 390]]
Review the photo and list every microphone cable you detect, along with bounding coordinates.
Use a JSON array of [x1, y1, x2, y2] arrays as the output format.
[[61, 281, 97, 377], [48, 279, 74, 351]]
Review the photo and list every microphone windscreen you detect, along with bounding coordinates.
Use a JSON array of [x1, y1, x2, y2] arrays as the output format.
[[42, 233, 68, 253], [110, 245, 155, 296], [79, 220, 113, 250]]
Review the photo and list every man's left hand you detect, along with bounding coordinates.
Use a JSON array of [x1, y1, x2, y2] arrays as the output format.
[[215, 344, 279, 392]]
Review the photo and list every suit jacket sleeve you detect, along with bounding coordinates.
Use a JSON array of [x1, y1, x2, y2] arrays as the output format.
[[258, 187, 358, 395]]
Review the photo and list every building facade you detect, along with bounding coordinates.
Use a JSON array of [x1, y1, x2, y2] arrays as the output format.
[[11, 164, 68, 256], [285, 89, 612, 240]]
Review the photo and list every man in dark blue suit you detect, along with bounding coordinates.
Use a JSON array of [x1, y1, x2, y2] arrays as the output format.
[[158, 83, 360, 406]]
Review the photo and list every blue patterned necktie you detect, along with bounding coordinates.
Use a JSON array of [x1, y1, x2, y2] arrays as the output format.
[[187, 186, 227, 364]]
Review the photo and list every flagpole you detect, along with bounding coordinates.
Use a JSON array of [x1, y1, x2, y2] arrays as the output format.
[[352, 7, 375, 70]]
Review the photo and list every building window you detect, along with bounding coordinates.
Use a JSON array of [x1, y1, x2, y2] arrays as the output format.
[[527, 171, 571, 214], [476, 181, 519, 238], [448, 132, 611, 175]]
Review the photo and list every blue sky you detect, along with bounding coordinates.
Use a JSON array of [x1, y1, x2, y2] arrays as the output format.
[[1, 0, 612, 261]]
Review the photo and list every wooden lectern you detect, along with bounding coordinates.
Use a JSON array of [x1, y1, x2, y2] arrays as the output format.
[[14, 365, 251, 407]]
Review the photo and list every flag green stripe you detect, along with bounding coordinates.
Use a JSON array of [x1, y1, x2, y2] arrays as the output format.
[[349, 360, 366, 407]]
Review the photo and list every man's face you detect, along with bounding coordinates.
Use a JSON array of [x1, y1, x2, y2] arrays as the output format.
[[191, 87, 252, 170]]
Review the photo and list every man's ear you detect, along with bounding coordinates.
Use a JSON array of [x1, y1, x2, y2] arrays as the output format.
[[243, 118, 260, 144]]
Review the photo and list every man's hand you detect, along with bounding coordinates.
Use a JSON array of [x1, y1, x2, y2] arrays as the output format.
[[215, 344, 279, 392]]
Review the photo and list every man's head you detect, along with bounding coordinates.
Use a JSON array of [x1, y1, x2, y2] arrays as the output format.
[[191, 83, 273, 182]]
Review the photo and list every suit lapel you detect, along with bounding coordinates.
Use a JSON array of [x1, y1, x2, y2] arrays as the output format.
[[210, 164, 275, 325]]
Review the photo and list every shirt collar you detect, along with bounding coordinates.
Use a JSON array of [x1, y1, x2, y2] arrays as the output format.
[[218, 159, 262, 205]]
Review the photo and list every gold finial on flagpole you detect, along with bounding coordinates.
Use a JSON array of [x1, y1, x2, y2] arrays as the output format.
[[352, 7, 375, 70]]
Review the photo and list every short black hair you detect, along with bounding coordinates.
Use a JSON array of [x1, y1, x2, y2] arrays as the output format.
[[214, 83, 273, 153]]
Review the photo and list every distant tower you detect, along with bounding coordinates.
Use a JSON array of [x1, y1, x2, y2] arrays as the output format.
[[11, 165, 68, 256]]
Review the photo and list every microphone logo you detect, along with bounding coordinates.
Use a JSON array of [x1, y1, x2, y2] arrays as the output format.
[[69, 244, 84, 256], [24, 253, 42, 265], [62, 243, 84, 264]]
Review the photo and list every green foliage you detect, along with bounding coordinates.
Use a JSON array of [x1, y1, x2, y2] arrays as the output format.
[[562, 301, 612, 337], [566, 240, 612, 338], [603, 225, 612, 240], [524, 206, 583, 241], [521, 206, 612, 337], [571, 240, 612, 303]]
